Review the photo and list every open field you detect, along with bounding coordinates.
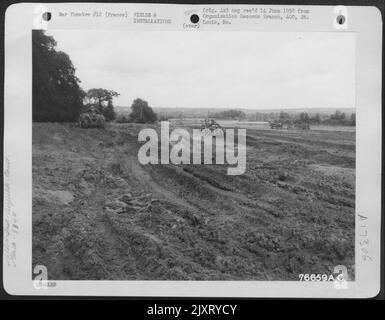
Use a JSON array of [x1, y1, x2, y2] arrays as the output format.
[[170, 119, 356, 132], [33, 122, 355, 280]]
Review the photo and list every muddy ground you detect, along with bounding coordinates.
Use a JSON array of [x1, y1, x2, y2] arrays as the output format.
[[32, 122, 355, 280]]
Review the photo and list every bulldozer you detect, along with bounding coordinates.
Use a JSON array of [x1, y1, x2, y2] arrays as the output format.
[[78, 106, 106, 129], [269, 120, 284, 129], [201, 119, 223, 136]]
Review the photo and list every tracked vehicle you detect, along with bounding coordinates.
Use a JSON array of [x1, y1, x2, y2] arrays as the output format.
[[270, 120, 284, 129], [201, 119, 223, 136]]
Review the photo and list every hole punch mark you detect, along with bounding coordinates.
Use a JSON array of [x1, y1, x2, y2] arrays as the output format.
[[42, 12, 52, 22], [336, 15, 345, 25], [190, 14, 199, 24]]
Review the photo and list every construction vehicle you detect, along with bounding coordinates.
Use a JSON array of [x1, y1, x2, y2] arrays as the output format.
[[269, 120, 284, 129], [78, 106, 106, 129], [201, 119, 223, 136]]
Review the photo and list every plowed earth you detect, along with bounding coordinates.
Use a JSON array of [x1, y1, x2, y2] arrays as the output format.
[[33, 122, 355, 280]]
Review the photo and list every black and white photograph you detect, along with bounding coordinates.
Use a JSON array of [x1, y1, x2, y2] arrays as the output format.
[[32, 29, 356, 281]]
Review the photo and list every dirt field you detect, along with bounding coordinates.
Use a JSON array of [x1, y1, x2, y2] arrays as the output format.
[[32, 122, 355, 280]]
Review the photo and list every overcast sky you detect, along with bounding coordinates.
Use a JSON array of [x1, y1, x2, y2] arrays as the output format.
[[47, 30, 355, 109]]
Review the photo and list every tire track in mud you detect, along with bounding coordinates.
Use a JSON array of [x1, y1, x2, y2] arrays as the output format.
[[127, 154, 204, 218], [123, 126, 346, 233], [120, 147, 287, 278], [71, 127, 214, 279], [89, 206, 139, 279], [117, 124, 353, 279], [33, 123, 355, 280]]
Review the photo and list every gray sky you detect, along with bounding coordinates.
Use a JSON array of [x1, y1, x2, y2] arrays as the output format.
[[48, 30, 355, 109]]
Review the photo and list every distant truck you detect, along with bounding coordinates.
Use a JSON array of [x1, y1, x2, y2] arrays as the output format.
[[270, 120, 310, 130]]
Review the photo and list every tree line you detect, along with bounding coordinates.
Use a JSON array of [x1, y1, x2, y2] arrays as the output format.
[[32, 30, 157, 123], [278, 110, 355, 126], [250, 110, 355, 126], [208, 109, 246, 120], [156, 108, 355, 127]]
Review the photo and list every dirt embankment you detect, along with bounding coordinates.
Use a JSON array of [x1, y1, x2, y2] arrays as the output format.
[[33, 123, 355, 280]]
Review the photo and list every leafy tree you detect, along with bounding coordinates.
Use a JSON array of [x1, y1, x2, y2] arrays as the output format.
[[278, 111, 292, 124], [129, 98, 157, 123], [330, 110, 346, 121], [209, 109, 246, 120], [158, 114, 170, 121], [84, 88, 119, 121], [32, 30, 85, 122], [350, 113, 356, 126], [279, 111, 291, 120], [299, 112, 310, 123], [310, 113, 321, 124]]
